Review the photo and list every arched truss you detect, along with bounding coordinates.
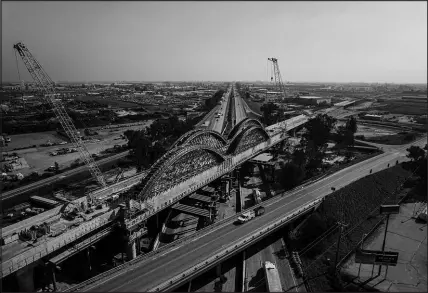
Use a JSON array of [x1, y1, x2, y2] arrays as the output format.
[[228, 118, 264, 140], [137, 145, 226, 201], [227, 125, 270, 155], [169, 129, 227, 150]]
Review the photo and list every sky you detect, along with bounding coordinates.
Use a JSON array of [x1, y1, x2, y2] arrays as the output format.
[[2, 1, 427, 83]]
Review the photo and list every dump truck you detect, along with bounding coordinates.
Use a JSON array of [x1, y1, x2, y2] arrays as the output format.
[[237, 206, 265, 224]]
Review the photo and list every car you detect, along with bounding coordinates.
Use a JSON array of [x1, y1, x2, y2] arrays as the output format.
[[59, 141, 67, 145]]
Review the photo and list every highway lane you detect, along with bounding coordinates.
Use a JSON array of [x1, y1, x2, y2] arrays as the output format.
[[207, 85, 232, 133], [1, 151, 130, 202], [234, 89, 247, 125], [79, 141, 425, 292]]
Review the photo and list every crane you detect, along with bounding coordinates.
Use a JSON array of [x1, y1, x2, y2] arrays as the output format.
[[268, 57, 287, 100], [13, 42, 107, 198]]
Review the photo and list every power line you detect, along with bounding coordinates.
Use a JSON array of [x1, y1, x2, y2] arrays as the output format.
[[299, 223, 339, 256]]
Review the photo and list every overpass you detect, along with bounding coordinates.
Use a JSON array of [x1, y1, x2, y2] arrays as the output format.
[[1, 96, 309, 280], [2, 90, 387, 285], [67, 136, 427, 292]]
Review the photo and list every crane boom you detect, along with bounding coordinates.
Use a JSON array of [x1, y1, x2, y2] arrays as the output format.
[[13, 42, 107, 188], [268, 57, 287, 100]]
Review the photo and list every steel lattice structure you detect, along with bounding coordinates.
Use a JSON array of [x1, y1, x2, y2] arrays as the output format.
[[268, 57, 287, 100], [13, 42, 106, 188]]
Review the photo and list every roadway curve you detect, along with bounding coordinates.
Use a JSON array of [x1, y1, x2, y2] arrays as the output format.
[[77, 136, 426, 292], [0, 151, 131, 204]]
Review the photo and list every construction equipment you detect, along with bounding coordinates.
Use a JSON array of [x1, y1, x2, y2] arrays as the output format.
[[113, 167, 125, 183], [13, 42, 106, 205], [268, 57, 287, 100]]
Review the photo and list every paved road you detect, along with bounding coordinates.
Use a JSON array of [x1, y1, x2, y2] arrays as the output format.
[[1, 151, 130, 203], [234, 88, 247, 125], [208, 86, 232, 133], [78, 137, 426, 292]]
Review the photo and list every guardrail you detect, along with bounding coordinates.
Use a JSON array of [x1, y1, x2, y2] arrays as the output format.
[[151, 198, 324, 292], [67, 167, 330, 292]]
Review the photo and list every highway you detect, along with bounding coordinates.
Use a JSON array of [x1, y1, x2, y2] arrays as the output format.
[[234, 87, 247, 125], [1, 151, 130, 204], [75, 136, 426, 292], [207, 85, 232, 133]]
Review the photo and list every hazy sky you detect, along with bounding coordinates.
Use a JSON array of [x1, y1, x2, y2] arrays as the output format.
[[2, 1, 427, 83]]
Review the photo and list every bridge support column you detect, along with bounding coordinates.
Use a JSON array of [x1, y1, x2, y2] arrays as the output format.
[[16, 264, 35, 292], [216, 263, 222, 277], [126, 239, 137, 261]]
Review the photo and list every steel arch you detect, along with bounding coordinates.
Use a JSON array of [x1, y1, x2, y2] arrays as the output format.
[[228, 118, 264, 140], [169, 129, 227, 150], [227, 125, 270, 155], [137, 145, 226, 201]]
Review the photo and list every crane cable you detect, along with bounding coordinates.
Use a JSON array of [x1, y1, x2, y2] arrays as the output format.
[[14, 49, 22, 85]]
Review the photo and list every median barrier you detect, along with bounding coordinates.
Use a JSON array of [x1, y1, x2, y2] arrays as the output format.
[[67, 138, 349, 291]]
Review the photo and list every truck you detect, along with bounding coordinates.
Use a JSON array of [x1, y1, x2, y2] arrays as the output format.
[[263, 261, 282, 292], [237, 206, 265, 224]]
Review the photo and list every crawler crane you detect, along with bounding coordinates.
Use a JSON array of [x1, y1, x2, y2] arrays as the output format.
[[13, 42, 107, 207], [268, 57, 288, 100]]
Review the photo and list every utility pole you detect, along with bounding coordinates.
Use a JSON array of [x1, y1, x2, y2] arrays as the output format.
[[333, 221, 347, 272]]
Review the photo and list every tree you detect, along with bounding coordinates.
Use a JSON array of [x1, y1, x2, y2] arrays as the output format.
[[298, 114, 337, 173], [406, 145, 426, 162], [345, 116, 358, 134], [292, 148, 307, 168], [276, 162, 306, 190], [260, 102, 279, 126], [302, 114, 337, 153]]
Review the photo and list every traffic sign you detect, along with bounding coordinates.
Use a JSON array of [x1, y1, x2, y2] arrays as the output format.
[[374, 253, 399, 266], [355, 249, 399, 266]]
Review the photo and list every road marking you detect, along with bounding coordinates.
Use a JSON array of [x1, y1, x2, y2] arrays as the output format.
[[82, 135, 427, 291], [84, 152, 397, 291]]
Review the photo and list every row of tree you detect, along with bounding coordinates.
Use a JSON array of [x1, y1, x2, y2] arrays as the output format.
[[124, 115, 202, 171]]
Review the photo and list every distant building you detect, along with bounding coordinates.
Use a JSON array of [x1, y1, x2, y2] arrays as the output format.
[[363, 114, 382, 121], [295, 96, 331, 105]]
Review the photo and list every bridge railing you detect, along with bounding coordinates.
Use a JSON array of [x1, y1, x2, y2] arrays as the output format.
[[66, 165, 327, 292], [149, 197, 325, 291]]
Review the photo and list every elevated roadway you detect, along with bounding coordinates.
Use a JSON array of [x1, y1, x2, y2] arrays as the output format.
[[233, 86, 248, 125], [0, 151, 131, 208], [0, 114, 293, 278], [70, 137, 427, 292]]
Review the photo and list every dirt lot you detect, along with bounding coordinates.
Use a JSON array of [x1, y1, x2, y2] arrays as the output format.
[[355, 124, 398, 138], [342, 202, 427, 292], [290, 165, 413, 291], [2, 122, 153, 176], [373, 100, 427, 115], [2, 131, 67, 152]]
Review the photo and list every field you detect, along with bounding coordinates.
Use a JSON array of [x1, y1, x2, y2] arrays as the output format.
[[244, 98, 263, 115], [288, 165, 413, 291], [72, 96, 142, 108], [2, 122, 153, 176], [2, 131, 67, 152], [373, 100, 427, 115]]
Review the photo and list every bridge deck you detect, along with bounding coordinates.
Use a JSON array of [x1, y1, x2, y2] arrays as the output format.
[[189, 193, 212, 203], [172, 203, 210, 218]]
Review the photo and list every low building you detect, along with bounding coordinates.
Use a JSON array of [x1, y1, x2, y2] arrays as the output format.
[[363, 114, 382, 121], [295, 96, 331, 105]]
